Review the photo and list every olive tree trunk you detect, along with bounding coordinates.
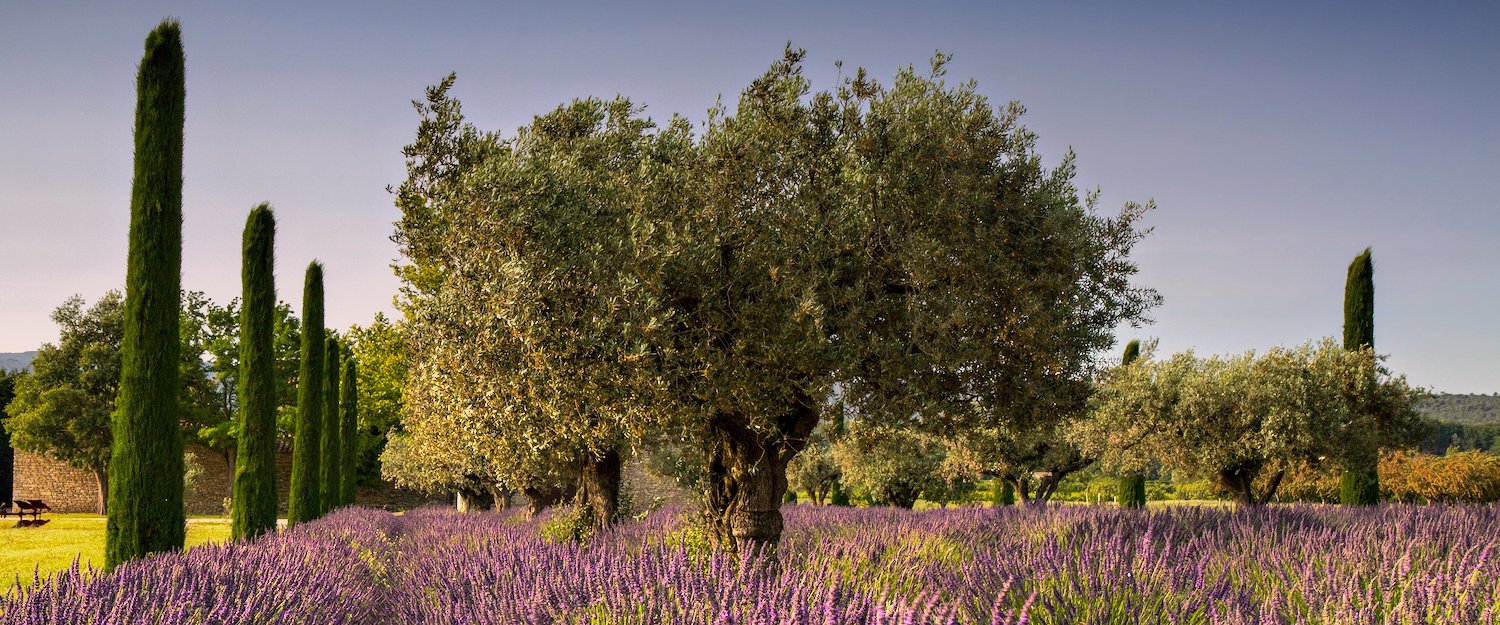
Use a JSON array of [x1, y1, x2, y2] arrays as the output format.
[[704, 397, 818, 554], [576, 447, 622, 529], [1217, 467, 1285, 506]]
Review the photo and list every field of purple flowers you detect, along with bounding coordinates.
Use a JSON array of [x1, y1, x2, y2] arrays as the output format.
[[2, 503, 1496, 624]]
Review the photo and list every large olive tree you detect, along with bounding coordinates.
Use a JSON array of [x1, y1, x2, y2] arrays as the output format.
[[394, 50, 1157, 549]]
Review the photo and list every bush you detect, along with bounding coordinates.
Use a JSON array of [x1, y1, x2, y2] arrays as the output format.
[[1382, 451, 1500, 503], [538, 505, 594, 544]]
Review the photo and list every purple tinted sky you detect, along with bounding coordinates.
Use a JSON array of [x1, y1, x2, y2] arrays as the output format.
[[1, 2, 1496, 392]]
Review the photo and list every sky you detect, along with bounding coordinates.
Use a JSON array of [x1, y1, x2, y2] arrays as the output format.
[[1, 1, 1496, 393]]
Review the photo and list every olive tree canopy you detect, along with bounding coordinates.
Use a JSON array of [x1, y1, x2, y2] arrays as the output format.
[[393, 49, 1159, 548], [1075, 339, 1426, 505]]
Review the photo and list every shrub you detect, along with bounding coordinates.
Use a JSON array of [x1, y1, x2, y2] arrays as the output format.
[[1382, 450, 1500, 503]]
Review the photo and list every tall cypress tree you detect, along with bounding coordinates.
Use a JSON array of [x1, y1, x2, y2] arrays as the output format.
[[107, 20, 186, 569], [1340, 248, 1380, 505], [339, 358, 359, 506], [287, 262, 325, 525], [0, 371, 17, 504], [1116, 340, 1148, 509], [319, 337, 341, 512], [231, 204, 277, 540]]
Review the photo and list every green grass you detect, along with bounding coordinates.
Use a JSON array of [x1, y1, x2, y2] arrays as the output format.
[[1, 514, 231, 592]]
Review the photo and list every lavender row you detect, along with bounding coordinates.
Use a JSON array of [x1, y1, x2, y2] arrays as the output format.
[[0, 508, 397, 625], [384, 504, 1499, 625], [4, 504, 1497, 624]]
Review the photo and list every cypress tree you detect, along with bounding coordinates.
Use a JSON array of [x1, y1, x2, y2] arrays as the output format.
[[320, 337, 341, 512], [990, 479, 1015, 506], [231, 205, 277, 540], [287, 262, 325, 525], [1116, 340, 1148, 509], [0, 372, 16, 504], [339, 358, 359, 506], [106, 20, 186, 569], [1340, 248, 1380, 505]]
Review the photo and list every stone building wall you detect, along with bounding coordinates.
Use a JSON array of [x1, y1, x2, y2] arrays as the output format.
[[12, 452, 100, 512], [13, 446, 443, 515]]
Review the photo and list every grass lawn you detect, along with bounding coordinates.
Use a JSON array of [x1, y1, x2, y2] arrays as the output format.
[[1, 514, 231, 592]]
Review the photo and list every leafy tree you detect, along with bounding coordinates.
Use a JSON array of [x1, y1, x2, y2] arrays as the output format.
[[179, 291, 239, 496], [380, 430, 519, 509], [1078, 340, 1426, 506], [232, 204, 278, 540], [108, 18, 186, 569], [1380, 450, 1500, 503], [319, 336, 342, 512], [178, 293, 302, 482], [342, 314, 403, 485], [6, 293, 123, 514], [830, 422, 970, 509], [288, 262, 325, 526], [787, 422, 840, 505], [394, 87, 664, 529], [949, 417, 1094, 505], [393, 51, 1157, 550], [1340, 248, 1379, 504]]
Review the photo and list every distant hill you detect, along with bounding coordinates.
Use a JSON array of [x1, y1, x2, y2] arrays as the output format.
[[0, 351, 36, 372], [1418, 393, 1500, 426]]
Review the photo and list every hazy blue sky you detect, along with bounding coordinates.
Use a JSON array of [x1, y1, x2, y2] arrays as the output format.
[[2, 2, 1496, 392]]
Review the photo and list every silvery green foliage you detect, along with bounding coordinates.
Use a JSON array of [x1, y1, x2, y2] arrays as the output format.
[[391, 50, 1160, 544], [1077, 338, 1427, 504]]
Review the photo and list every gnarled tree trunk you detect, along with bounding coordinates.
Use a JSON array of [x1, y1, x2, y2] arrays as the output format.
[[704, 396, 819, 554], [887, 487, 920, 510], [1006, 476, 1033, 505], [1217, 465, 1284, 506], [576, 447, 622, 529], [523, 483, 576, 517], [455, 487, 493, 513]]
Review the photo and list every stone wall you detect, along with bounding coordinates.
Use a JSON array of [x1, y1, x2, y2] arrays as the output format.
[[12, 452, 100, 512], [622, 460, 695, 511], [13, 446, 443, 515]]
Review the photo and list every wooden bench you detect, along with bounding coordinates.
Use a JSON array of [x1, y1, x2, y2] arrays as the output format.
[[12, 500, 51, 520]]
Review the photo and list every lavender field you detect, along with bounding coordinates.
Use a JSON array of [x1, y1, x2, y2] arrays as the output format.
[[2, 504, 1496, 625]]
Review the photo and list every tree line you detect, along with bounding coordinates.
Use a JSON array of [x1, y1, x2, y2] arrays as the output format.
[[0, 21, 394, 569]]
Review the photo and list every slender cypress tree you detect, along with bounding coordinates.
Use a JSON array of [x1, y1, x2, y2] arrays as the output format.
[[106, 20, 186, 569], [287, 262, 325, 525], [990, 479, 1015, 506], [339, 358, 360, 506], [1121, 340, 1141, 367], [0, 372, 17, 504], [1340, 248, 1380, 505], [1116, 340, 1148, 509], [231, 205, 277, 540], [320, 337, 342, 511]]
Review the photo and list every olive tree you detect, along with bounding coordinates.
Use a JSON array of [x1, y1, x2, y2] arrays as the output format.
[[787, 421, 840, 505], [1076, 339, 1425, 505], [394, 50, 1158, 550]]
